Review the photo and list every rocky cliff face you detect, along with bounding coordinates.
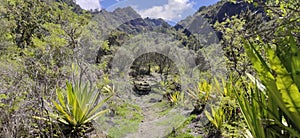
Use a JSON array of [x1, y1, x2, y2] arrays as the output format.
[[196, 0, 265, 24], [90, 7, 171, 38], [176, 1, 266, 40]]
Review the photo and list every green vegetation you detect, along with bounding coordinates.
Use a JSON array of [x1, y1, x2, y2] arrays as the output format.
[[100, 102, 144, 138], [187, 80, 212, 115], [0, 0, 299, 137], [236, 28, 300, 138], [49, 81, 112, 137]]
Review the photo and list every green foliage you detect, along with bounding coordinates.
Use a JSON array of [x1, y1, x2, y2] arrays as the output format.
[[210, 1, 300, 137], [238, 35, 300, 137], [188, 80, 211, 101], [233, 78, 267, 138], [200, 78, 244, 137], [167, 115, 198, 138], [103, 102, 144, 138], [0, 94, 8, 108], [3, 0, 52, 49], [214, 14, 253, 77], [168, 91, 184, 106], [231, 1, 300, 136], [0, 58, 36, 137], [205, 106, 225, 130], [0, 0, 299, 137], [50, 81, 112, 136], [187, 80, 212, 114]]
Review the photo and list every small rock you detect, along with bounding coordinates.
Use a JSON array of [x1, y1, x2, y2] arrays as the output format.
[[149, 98, 158, 103]]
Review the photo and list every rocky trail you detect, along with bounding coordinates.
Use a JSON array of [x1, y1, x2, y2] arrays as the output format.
[[124, 92, 189, 138], [98, 73, 192, 138]]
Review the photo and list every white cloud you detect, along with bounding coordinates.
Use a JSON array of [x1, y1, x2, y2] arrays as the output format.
[[137, 0, 193, 21], [75, 0, 101, 10]]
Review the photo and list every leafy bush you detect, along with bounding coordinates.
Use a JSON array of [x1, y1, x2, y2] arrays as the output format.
[[203, 78, 244, 137]]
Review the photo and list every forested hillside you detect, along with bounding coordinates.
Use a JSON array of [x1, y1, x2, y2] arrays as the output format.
[[0, 0, 299, 137]]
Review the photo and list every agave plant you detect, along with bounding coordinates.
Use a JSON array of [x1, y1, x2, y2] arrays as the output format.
[[51, 81, 112, 137]]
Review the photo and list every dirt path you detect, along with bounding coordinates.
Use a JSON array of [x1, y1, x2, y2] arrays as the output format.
[[124, 91, 189, 138], [97, 73, 192, 138]]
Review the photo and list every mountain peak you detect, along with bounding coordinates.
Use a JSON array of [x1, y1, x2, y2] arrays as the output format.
[[112, 6, 141, 19], [113, 6, 135, 12]]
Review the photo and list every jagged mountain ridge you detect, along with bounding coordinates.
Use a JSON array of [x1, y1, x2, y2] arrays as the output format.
[[176, 0, 266, 39], [93, 7, 171, 36], [61, 0, 266, 64], [92, 1, 266, 47], [59, 0, 265, 32], [59, 0, 265, 40]]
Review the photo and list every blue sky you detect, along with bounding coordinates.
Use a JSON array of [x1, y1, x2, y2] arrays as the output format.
[[76, 0, 220, 22], [101, 0, 220, 10]]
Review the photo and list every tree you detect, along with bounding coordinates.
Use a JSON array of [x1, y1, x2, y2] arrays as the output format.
[[0, 0, 91, 137]]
